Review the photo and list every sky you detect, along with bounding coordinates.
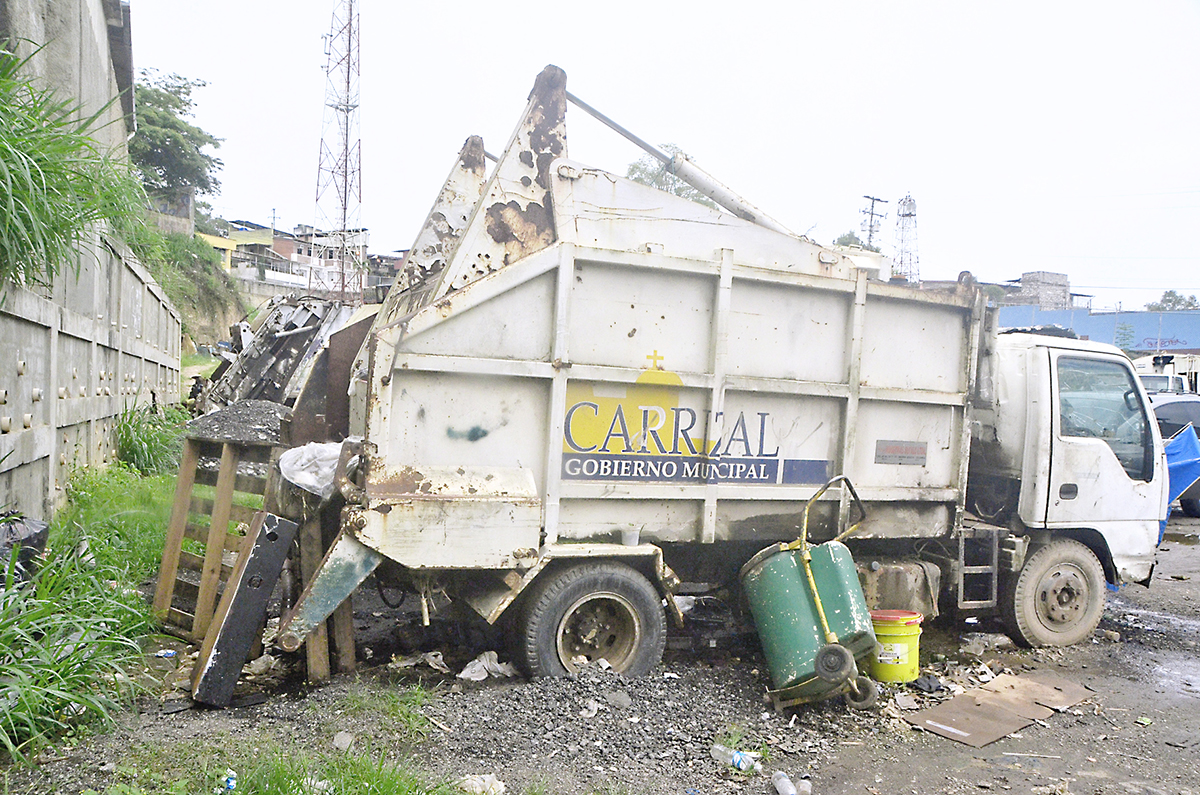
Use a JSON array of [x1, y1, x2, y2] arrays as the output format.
[[132, 1, 1200, 313]]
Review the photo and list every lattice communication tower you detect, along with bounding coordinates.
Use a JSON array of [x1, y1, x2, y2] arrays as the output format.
[[314, 0, 363, 301], [892, 193, 919, 284]]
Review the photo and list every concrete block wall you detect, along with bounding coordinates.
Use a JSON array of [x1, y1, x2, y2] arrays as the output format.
[[0, 235, 182, 521], [0, 0, 182, 521]]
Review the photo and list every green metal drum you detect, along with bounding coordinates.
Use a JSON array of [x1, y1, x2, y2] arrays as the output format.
[[740, 540, 876, 694]]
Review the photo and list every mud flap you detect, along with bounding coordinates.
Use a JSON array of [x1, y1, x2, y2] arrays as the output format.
[[276, 528, 383, 652]]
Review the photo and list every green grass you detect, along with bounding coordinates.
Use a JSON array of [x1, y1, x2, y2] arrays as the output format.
[[55, 465, 176, 580], [241, 753, 454, 795], [112, 405, 188, 477], [0, 534, 152, 762], [76, 744, 456, 795], [0, 459, 180, 763], [181, 351, 221, 379], [337, 680, 432, 742], [0, 46, 147, 292]]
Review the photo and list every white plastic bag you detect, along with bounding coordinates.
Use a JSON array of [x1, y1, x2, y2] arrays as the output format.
[[457, 774, 506, 794], [456, 650, 518, 681], [279, 442, 343, 500]]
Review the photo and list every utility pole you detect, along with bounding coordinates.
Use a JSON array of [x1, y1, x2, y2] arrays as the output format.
[[860, 195, 888, 250], [314, 0, 363, 303]]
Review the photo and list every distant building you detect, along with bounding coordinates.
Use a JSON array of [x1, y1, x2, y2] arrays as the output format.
[[992, 271, 1076, 310]]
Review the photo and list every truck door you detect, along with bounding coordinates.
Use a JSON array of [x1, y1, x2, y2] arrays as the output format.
[[1047, 352, 1162, 530]]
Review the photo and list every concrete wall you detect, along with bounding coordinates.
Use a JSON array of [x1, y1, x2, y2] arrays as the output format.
[[0, 0, 182, 521]]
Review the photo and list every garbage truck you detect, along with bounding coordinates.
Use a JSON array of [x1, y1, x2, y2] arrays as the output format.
[[275, 65, 1168, 676]]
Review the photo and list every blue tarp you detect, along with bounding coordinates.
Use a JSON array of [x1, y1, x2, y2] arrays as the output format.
[[1162, 425, 1200, 542]]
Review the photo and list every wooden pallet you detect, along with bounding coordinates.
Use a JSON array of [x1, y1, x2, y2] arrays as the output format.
[[153, 436, 271, 642]]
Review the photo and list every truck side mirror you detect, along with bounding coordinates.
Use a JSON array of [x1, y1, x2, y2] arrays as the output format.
[[1124, 389, 1140, 412]]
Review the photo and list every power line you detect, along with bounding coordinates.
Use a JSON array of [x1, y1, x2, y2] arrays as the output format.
[[860, 195, 888, 250]]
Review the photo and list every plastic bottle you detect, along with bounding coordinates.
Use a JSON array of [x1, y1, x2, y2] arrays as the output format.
[[772, 771, 797, 795], [222, 769, 237, 791], [772, 771, 812, 794], [709, 743, 763, 774]]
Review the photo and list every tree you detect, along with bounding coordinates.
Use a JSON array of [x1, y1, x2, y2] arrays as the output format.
[[1145, 290, 1200, 312], [128, 70, 222, 196], [626, 144, 717, 209], [833, 231, 880, 253]]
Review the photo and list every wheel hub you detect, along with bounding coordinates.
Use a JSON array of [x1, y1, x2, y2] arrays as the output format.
[[1037, 566, 1089, 625], [557, 592, 641, 672]]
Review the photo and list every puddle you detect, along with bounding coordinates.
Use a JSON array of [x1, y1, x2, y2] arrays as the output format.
[[1104, 595, 1200, 638], [1163, 531, 1200, 546], [1153, 654, 1200, 698]]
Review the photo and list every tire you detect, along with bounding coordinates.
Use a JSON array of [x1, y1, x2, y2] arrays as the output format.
[[844, 676, 878, 710], [1180, 498, 1200, 518], [814, 644, 856, 684], [1003, 539, 1105, 647], [514, 561, 666, 678]]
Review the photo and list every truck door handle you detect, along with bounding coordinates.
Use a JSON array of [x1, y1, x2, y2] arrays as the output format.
[[1059, 484, 1078, 500]]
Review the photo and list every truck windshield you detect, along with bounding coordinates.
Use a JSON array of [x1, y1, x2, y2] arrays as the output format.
[[1140, 374, 1184, 393], [1058, 357, 1154, 481]]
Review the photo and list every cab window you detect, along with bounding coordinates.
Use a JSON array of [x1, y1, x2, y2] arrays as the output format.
[[1058, 357, 1153, 481]]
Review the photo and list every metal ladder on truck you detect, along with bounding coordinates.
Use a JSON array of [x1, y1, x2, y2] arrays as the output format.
[[957, 519, 1000, 611]]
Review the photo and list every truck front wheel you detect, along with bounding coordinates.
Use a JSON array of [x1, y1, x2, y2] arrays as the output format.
[[1003, 539, 1105, 647], [515, 561, 666, 677]]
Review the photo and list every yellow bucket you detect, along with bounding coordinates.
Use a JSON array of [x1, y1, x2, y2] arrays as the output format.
[[869, 610, 923, 683]]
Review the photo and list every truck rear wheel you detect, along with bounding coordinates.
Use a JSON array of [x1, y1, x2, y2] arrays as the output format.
[[1003, 539, 1105, 647], [515, 561, 666, 678], [1180, 498, 1200, 518]]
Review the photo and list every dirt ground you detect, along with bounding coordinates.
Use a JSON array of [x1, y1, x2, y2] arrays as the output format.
[[9, 516, 1200, 795]]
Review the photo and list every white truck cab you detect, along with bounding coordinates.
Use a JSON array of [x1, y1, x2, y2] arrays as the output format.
[[970, 332, 1167, 643]]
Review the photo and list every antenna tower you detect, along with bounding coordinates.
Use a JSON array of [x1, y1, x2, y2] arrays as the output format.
[[892, 193, 919, 284], [314, 0, 363, 302], [860, 195, 888, 250]]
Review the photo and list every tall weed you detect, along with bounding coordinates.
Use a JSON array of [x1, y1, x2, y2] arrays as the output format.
[[58, 465, 175, 580], [113, 405, 188, 476], [0, 539, 152, 762], [0, 46, 146, 291]]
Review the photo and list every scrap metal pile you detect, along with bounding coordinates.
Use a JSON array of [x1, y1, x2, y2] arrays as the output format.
[[194, 296, 356, 416]]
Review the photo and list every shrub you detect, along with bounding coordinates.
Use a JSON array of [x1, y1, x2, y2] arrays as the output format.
[[113, 405, 188, 476], [0, 46, 146, 291]]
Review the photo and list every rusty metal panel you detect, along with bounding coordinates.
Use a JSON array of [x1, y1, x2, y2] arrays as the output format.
[[357, 466, 540, 569], [432, 66, 566, 297], [377, 136, 488, 325]]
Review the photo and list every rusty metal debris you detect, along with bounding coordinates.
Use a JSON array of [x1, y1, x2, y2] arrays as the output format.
[[196, 296, 356, 415]]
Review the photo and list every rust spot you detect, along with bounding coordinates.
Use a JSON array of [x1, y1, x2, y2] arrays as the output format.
[[485, 200, 554, 250], [388, 466, 434, 495], [628, 328, 637, 338], [460, 136, 486, 171], [535, 152, 558, 190]]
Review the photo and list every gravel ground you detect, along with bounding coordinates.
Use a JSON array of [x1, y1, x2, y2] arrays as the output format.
[[9, 519, 1200, 795]]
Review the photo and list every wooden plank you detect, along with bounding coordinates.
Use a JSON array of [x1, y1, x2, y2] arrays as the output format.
[[183, 522, 242, 554], [172, 578, 199, 601], [298, 517, 331, 682], [193, 468, 268, 495], [190, 497, 262, 527], [162, 615, 194, 640], [154, 439, 200, 621], [192, 443, 239, 642], [179, 550, 234, 578], [332, 597, 357, 674]]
